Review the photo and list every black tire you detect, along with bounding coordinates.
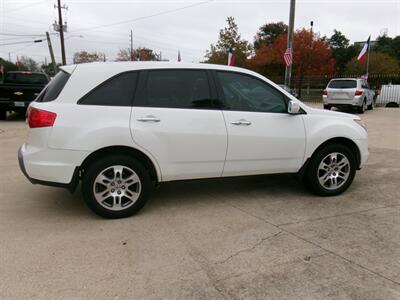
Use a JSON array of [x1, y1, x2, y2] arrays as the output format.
[[367, 102, 373, 110], [357, 99, 367, 114], [323, 104, 331, 110], [304, 143, 356, 196], [0, 110, 6, 120], [82, 154, 152, 218]]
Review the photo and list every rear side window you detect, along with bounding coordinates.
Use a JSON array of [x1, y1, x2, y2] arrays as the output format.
[[36, 71, 70, 102], [79, 72, 137, 106], [143, 70, 212, 109], [328, 80, 357, 89]]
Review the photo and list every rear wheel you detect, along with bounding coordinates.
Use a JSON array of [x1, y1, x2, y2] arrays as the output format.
[[82, 155, 152, 218], [323, 104, 331, 110], [358, 100, 367, 114], [0, 109, 6, 120], [304, 143, 356, 196]]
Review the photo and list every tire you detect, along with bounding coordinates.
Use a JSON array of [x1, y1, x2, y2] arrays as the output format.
[[0, 110, 6, 120], [367, 100, 373, 110], [323, 104, 331, 110], [82, 154, 152, 218], [357, 100, 366, 114], [304, 143, 356, 196]]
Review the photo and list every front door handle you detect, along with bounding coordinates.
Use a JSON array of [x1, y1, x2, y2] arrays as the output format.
[[136, 115, 160, 122], [231, 119, 252, 126]]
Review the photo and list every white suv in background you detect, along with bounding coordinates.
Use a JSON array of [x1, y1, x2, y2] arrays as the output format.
[[323, 78, 374, 113], [19, 62, 369, 218]]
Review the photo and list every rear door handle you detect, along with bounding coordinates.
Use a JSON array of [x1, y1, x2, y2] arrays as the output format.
[[136, 115, 160, 122], [231, 119, 251, 126]]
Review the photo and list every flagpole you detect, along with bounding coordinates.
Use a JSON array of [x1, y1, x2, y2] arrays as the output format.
[[366, 36, 371, 76]]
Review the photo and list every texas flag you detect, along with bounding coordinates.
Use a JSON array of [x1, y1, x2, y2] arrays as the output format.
[[227, 48, 235, 66], [357, 36, 370, 64]]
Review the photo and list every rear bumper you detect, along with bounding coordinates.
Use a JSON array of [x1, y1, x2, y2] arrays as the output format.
[[18, 144, 87, 192], [323, 96, 363, 107]]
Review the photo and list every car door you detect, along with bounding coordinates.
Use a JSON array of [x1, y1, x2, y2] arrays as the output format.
[[215, 70, 306, 176], [130, 69, 227, 181]]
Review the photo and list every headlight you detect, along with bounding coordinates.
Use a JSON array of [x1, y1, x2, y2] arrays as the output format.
[[354, 119, 367, 131]]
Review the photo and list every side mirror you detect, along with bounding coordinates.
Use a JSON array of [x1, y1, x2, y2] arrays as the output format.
[[288, 100, 301, 115]]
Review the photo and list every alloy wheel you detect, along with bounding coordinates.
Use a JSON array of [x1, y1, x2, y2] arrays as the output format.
[[317, 152, 350, 190]]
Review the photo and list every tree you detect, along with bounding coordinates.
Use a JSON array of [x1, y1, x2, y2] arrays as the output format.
[[0, 58, 17, 74], [374, 34, 400, 61], [345, 52, 400, 75], [329, 30, 358, 75], [40, 62, 62, 77], [247, 29, 335, 97], [73, 51, 106, 64], [205, 16, 252, 67], [254, 21, 288, 49], [116, 47, 160, 61], [18, 56, 39, 71]]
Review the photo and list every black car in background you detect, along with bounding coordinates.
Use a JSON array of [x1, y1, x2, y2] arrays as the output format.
[[0, 71, 50, 120]]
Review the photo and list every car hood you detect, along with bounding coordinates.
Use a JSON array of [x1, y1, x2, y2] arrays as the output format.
[[302, 104, 360, 120]]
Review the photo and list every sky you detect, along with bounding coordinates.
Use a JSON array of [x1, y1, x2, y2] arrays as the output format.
[[1, 0, 399, 65]]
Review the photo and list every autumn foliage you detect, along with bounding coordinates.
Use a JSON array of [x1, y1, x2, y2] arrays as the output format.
[[247, 29, 335, 78]]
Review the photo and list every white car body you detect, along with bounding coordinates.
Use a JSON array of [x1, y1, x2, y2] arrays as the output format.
[[18, 62, 369, 216], [323, 78, 374, 112]]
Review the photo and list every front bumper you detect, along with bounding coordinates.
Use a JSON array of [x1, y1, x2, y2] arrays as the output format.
[[18, 145, 81, 193]]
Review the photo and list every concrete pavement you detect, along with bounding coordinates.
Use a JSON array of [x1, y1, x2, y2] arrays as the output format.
[[0, 107, 399, 299]]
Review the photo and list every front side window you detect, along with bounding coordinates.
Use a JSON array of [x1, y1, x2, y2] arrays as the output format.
[[143, 70, 212, 109], [79, 72, 137, 106], [217, 71, 287, 113]]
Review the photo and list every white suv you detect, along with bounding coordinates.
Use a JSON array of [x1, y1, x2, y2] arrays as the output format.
[[19, 62, 369, 218], [323, 78, 374, 113]]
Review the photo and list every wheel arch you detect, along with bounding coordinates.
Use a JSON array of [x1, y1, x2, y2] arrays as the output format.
[[300, 137, 361, 175], [79, 146, 161, 184]]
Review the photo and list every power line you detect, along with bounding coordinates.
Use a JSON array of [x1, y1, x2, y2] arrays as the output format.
[[70, 0, 214, 33], [5, 0, 51, 13]]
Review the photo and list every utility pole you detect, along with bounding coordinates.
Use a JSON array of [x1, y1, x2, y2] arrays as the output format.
[[130, 30, 133, 61], [284, 0, 296, 87], [57, 0, 67, 65], [46, 32, 57, 74], [8, 52, 11, 62]]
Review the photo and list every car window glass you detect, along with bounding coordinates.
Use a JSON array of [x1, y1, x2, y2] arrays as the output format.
[[145, 70, 212, 109], [36, 71, 70, 102], [217, 71, 286, 113], [328, 80, 357, 89], [80, 72, 137, 106]]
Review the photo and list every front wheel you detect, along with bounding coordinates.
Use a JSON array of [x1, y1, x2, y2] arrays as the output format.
[[304, 144, 356, 196], [358, 100, 367, 114], [82, 155, 152, 218]]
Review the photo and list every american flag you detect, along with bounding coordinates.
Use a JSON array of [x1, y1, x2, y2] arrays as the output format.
[[284, 48, 293, 66]]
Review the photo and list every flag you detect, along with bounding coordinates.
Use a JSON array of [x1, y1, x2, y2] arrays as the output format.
[[178, 50, 181, 62], [284, 48, 292, 66], [227, 48, 234, 66], [357, 36, 370, 64]]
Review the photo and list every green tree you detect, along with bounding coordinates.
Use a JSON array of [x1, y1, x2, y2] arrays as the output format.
[[254, 21, 288, 49], [40, 62, 61, 77], [73, 51, 106, 64], [374, 34, 400, 61], [205, 16, 252, 67], [345, 52, 400, 75], [329, 30, 357, 75]]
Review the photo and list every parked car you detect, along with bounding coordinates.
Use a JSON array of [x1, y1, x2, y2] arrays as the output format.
[[322, 78, 374, 113], [376, 84, 400, 107], [18, 62, 369, 218], [0, 71, 50, 120]]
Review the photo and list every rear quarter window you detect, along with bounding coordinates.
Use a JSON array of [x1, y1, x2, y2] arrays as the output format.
[[36, 71, 70, 102], [79, 72, 138, 106], [328, 80, 357, 89]]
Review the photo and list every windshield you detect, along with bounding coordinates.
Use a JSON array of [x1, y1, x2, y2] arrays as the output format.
[[328, 80, 357, 89], [4, 72, 48, 84]]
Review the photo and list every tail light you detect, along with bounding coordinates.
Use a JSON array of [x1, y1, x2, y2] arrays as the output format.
[[27, 107, 57, 128], [355, 90, 363, 96], [323, 89, 328, 96]]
